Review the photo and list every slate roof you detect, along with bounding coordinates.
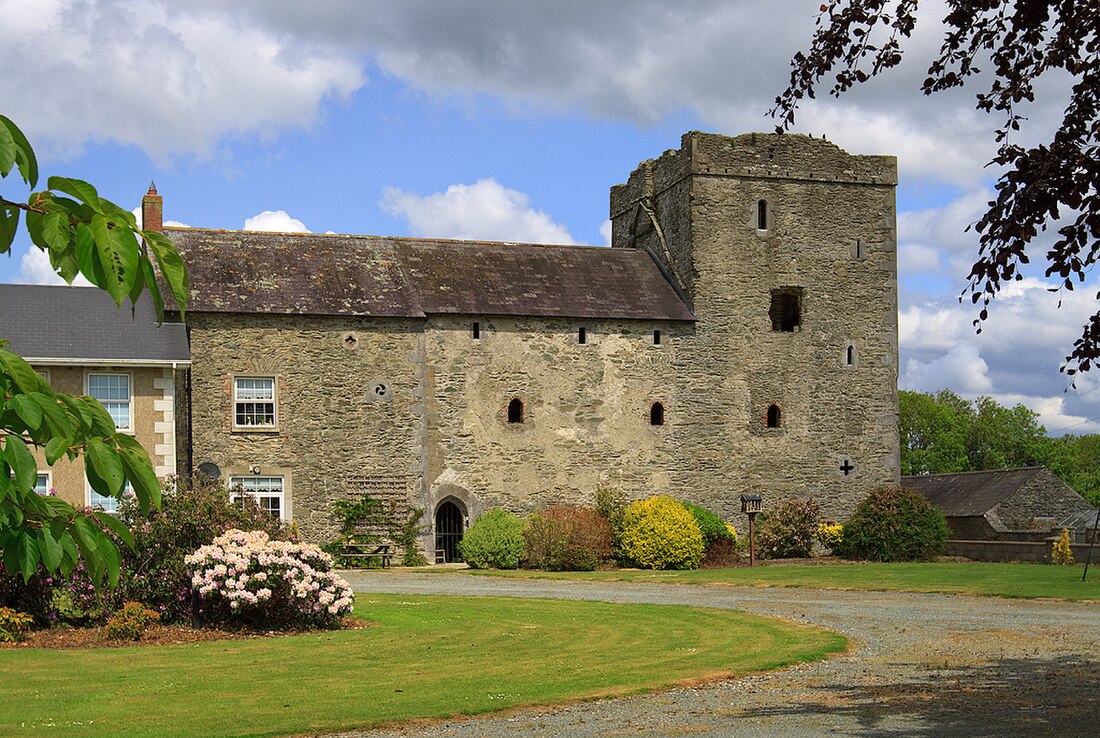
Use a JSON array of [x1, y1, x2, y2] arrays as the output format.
[[0, 284, 190, 364], [167, 228, 695, 321], [902, 467, 1048, 517]]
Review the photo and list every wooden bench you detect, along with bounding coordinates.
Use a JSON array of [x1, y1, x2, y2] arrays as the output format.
[[335, 544, 393, 569]]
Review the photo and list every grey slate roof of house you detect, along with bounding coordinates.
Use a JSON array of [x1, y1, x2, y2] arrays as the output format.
[[167, 228, 696, 321], [0, 284, 190, 364], [901, 467, 1049, 517]]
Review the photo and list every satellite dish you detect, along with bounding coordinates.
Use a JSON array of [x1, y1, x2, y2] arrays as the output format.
[[197, 461, 221, 481]]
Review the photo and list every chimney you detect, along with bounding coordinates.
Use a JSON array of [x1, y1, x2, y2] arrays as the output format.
[[142, 182, 163, 232]]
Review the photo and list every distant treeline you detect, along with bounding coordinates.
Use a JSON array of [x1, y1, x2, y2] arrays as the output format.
[[900, 390, 1100, 506]]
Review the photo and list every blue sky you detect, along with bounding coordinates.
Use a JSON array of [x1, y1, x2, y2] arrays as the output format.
[[2, 0, 1097, 434]]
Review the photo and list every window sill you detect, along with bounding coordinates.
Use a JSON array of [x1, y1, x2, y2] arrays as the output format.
[[231, 426, 281, 434]]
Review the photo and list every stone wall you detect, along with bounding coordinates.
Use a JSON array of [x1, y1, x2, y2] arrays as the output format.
[[185, 313, 426, 544], [422, 316, 687, 521], [611, 132, 900, 522], [183, 131, 902, 551], [995, 467, 1096, 531], [947, 539, 1100, 564]]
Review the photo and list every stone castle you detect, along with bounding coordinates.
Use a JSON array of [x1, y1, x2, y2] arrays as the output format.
[[158, 130, 899, 558]]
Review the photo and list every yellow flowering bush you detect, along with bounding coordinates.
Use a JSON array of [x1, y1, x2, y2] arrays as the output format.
[[1051, 528, 1075, 566], [620, 496, 705, 570], [817, 522, 844, 553]]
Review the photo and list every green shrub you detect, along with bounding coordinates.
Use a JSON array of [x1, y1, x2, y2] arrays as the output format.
[[104, 602, 160, 641], [458, 509, 526, 569], [682, 502, 735, 547], [0, 607, 34, 642], [523, 506, 613, 571], [620, 496, 705, 570], [594, 485, 629, 560], [838, 485, 949, 562], [0, 566, 62, 626], [756, 497, 820, 559]]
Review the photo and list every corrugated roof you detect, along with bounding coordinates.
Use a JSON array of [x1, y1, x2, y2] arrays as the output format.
[[168, 228, 695, 322], [0, 284, 190, 364], [902, 467, 1047, 517]]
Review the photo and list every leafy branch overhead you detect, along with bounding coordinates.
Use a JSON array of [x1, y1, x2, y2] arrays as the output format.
[[0, 114, 189, 587], [773, 1, 1100, 375], [0, 114, 188, 320]]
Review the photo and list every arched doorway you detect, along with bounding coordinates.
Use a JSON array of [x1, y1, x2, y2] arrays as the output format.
[[435, 499, 466, 563]]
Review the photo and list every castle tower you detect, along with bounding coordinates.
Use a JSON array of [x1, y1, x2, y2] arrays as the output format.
[[610, 131, 899, 520]]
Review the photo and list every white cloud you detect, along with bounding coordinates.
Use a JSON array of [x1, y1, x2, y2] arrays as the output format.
[[898, 243, 942, 276], [381, 179, 573, 244], [599, 219, 612, 247], [902, 343, 993, 394], [2, 0, 1059, 189], [0, 0, 363, 159], [243, 210, 311, 233], [17, 247, 92, 286]]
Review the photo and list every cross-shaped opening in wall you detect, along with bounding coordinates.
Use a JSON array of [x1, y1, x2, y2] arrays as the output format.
[[840, 459, 855, 476]]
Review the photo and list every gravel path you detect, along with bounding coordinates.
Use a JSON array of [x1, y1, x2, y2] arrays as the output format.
[[327, 572, 1100, 738]]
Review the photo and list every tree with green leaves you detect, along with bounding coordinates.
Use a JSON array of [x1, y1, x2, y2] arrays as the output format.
[[0, 114, 189, 588], [774, 1, 1100, 377], [898, 389, 1100, 505]]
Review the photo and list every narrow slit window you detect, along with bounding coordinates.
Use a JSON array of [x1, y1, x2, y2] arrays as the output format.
[[766, 404, 782, 428], [472, 321, 481, 340], [846, 344, 855, 366], [855, 240, 862, 259], [507, 398, 524, 423], [578, 326, 587, 344], [650, 402, 665, 426], [653, 329, 662, 346], [757, 199, 768, 230]]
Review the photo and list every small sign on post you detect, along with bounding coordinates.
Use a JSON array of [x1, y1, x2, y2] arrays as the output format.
[[741, 494, 762, 566]]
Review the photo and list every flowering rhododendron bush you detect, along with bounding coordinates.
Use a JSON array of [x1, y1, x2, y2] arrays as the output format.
[[187, 529, 354, 629]]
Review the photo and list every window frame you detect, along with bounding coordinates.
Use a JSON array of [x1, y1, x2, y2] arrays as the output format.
[[229, 475, 287, 520], [35, 472, 51, 496], [232, 375, 279, 431], [85, 370, 134, 432], [86, 479, 132, 514]]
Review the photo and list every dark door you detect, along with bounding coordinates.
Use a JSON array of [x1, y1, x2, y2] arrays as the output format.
[[435, 501, 465, 563]]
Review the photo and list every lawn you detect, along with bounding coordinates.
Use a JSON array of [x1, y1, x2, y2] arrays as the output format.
[[459, 561, 1100, 601], [0, 594, 844, 738]]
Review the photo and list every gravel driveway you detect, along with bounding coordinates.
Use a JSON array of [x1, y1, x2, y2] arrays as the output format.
[[329, 572, 1100, 738]]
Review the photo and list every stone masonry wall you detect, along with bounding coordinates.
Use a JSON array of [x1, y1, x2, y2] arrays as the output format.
[[996, 468, 1096, 531], [186, 313, 426, 544], [421, 316, 688, 522], [611, 132, 900, 523], [184, 131, 901, 548]]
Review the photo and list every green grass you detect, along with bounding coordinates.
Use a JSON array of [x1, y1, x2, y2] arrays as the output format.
[[0, 594, 844, 738], [458, 561, 1100, 601]]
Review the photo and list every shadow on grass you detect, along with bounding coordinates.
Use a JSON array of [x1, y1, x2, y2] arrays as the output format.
[[738, 655, 1099, 737]]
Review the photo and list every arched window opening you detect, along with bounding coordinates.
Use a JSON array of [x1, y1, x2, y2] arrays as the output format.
[[766, 403, 782, 429], [757, 199, 768, 230], [846, 344, 855, 366], [650, 401, 665, 426], [507, 398, 524, 423]]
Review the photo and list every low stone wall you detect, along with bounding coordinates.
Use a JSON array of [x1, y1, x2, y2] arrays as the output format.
[[947, 539, 1100, 564]]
